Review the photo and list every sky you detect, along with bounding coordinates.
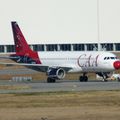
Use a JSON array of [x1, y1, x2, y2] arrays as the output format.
[[0, 0, 120, 45]]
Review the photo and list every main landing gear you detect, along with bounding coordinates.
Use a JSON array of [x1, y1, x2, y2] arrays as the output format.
[[79, 73, 88, 82], [47, 77, 56, 83]]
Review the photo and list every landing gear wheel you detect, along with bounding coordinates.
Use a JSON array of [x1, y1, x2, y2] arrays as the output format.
[[84, 76, 88, 82], [102, 77, 108, 82], [79, 76, 84, 82], [47, 77, 56, 83], [79, 76, 88, 82], [102, 79, 108, 82], [117, 77, 120, 82]]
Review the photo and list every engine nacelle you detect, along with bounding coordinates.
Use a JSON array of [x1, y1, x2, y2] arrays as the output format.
[[47, 68, 65, 79]]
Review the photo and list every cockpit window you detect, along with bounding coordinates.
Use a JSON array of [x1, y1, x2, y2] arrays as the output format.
[[111, 57, 115, 59], [104, 57, 117, 60]]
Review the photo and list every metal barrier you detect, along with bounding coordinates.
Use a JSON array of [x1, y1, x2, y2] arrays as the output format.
[[12, 76, 32, 82]]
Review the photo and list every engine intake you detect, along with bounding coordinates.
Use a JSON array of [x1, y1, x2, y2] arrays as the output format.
[[47, 68, 65, 79]]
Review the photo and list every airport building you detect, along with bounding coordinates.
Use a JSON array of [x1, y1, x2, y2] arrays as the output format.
[[0, 43, 120, 53], [0, 0, 120, 53]]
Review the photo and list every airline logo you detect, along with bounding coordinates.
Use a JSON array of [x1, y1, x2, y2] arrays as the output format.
[[77, 54, 99, 67], [11, 22, 42, 64]]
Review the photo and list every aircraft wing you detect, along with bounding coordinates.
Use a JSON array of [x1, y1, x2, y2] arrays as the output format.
[[0, 56, 19, 59], [0, 62, 72, 72]]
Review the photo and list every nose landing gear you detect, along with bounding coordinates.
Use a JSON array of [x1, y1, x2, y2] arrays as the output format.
[[96, 72, 109, 82]]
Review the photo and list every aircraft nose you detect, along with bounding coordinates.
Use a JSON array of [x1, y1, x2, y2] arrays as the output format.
[[113, 61, 120, 69]]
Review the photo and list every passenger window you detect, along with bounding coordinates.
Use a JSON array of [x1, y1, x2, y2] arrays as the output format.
[[104, 57, 106, 60]]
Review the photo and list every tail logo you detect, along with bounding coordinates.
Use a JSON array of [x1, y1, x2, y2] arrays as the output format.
[[11, 21, 42, 64]]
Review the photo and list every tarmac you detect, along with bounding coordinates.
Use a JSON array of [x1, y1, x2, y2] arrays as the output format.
[[0, 79, 120, 93]]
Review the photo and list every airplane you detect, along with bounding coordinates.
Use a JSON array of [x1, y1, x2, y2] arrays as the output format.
[[1, 21, 120, 83]]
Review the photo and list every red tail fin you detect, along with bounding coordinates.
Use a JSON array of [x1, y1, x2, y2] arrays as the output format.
[[11, 22, 32, 55], [11, 21, 41, 64]]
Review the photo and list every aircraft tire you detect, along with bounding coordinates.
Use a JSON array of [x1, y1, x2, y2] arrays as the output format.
[[84, 76, 88, 82], [102, 79, 108, 82], [79, 76, 88, 82], [79, 76, 83, 82], [117, 77, 120, 82], [47, 77, 56, 83]]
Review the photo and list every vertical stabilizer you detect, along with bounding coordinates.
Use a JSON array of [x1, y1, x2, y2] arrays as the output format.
[[11, 22, 32, 55], [11, 21, 41, 64]]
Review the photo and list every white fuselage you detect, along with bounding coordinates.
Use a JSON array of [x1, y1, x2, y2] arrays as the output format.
[[38, 51, 118, 73]]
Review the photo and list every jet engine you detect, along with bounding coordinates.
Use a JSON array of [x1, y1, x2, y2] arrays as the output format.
[[47, 68, 65, 79]]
